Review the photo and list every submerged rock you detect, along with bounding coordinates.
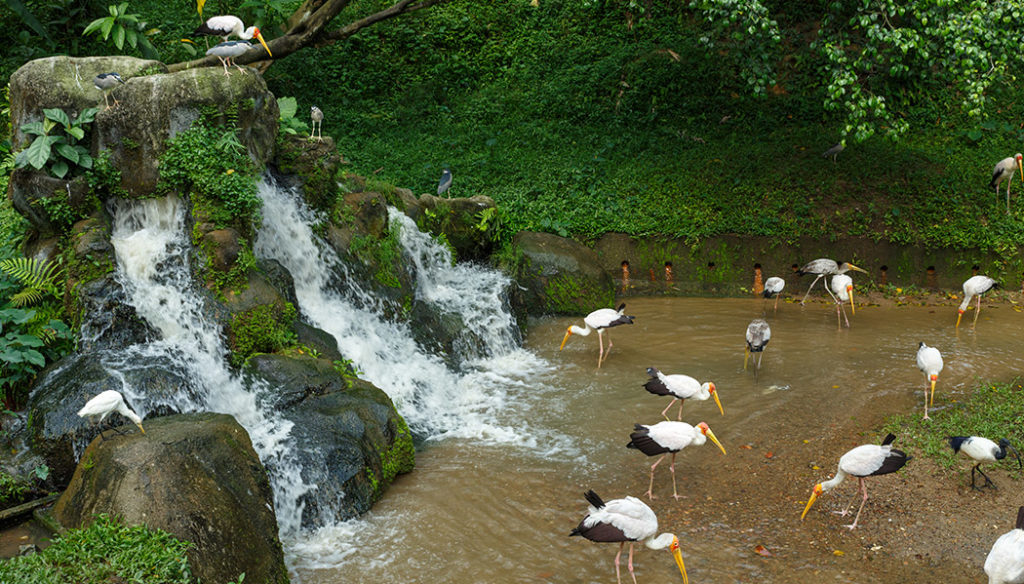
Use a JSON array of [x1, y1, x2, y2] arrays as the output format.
[[53, 412, 288, 584]]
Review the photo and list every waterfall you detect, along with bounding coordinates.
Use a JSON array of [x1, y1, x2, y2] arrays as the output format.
[[107, 195, 312, 536]]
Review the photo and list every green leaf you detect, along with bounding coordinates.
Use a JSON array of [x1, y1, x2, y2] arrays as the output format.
[[18, 121, 46, 137], [277, 96, 298, 120], [82, 17, 106, 36], [77, 108, 99, 125], [126, 28, 138, 48], [113, 25, 125, 49], [101, 18, 115, 40], [12, 334, 44, 348], [78, 152, 93, 169], [43, 108, 70, 127], [20, 137, 54, 170], [7, 0, 53, 43], [55, 143, 79, 164], [51, 160, 69, 178], [66, 126, 85, 141]]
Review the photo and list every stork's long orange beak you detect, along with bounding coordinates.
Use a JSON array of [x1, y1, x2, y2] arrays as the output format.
[[670, 536, 688, 584], [801, 485, 822, 520], [847, 285, 855, 315], [255, 29, 272, 57], [1017, 157, 1023, 183], [559, 328, 572, 351], [705, 427, 727, 455], [956, 308, 964, 329], [710, 385, 724, 416], [846, 263, 868, 274]]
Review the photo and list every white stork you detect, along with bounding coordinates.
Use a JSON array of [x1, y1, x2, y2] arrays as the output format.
[[801, 433, 910, 529], [77, 390, 146, 438], [310, 106, 324, 141], [642, 367, 722, 420], [560, 304, 635, 368], [93, 72, 124, 110], [744, 318, 770, 371], [985, 506, 1024, 584], [949, 436, 1022, 490], [796, 259, 867, 305], [990, 153, 1024, 214], [829, 274, 855, 329], [762, 276, 785, 312], [193, 15, 272, 56], [570, 490, 689, 584], [957, 275, 998, 329], [627, 421, 726, 500], [915, 342, 943, 420]]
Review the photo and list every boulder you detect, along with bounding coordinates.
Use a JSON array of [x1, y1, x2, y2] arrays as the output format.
[[52, 412, 289, 584], [410, 194, 498, 261], [272, 134, 343, 212], [246, 354, 415, 525], [512, 231, 615, 316], [7, 169, 92, 237]]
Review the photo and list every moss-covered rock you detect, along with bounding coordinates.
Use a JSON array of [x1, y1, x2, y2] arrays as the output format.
[[408, 193, 497, 261], [512, 231, 614, 316], [52, 412, 289, 584], [273, 134, 343, 212]]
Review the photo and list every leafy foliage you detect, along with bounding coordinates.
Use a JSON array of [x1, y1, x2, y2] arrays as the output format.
[[14, 108, 97, 179], [228, 301, 298, 366], [82, 3, 159, 59], [276, 96, 310, 136], [0, 257, 63, 307], [0, 514, 193, 583]]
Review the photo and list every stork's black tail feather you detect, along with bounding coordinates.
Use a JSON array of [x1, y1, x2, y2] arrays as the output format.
[[948, 436, 969, 453], [583, 489, 605, 510], [881, 433, 897, 446], [1016, 506, 1024, 530]]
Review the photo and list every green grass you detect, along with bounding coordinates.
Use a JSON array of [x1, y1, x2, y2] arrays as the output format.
[[883, 380, 1024, 476], [0, 514, 193, 584]]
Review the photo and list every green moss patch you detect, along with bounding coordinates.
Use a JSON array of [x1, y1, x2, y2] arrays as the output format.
[[228, 301, 298, 367]]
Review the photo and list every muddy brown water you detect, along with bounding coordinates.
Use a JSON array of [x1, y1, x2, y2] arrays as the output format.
[[289, 296, 1024, 584]]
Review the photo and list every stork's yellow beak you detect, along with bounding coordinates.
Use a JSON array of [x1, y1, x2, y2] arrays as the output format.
[[670, 536, 688, 584], [255, 30, 272, 57], [801, 487, 821, 520], [956, 309, 964, 329], [706, 428, 727, 455], [559, 328, 572, 351], [711, 386, 724, 416], [137, 423, 146, 435], [846, 263, 868, 274], [847, 286, 855, 315], [1017, 157, 1023, 182]]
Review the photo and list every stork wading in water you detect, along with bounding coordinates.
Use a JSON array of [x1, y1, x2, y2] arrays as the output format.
[[801, 433, 910, 530], [990, 153, 1024, 214], [627, 421, 726, 500], [957, 274, 998, 329], [796, 259, 867, 305], [985, 506, 1024, 584], [762, 276, 785, 312], [642, 368, 722, 421], [744, 318, 770, 371], [93, 72, 124, 110], [193, 15, 272, 55], [310, 106, 324, 141], [77, 390, 146, 439], [915, 342, 943, 420], [570, 490, 689, 584], [949, 436, 1022, 490], [560, 304, 635, 368], [829, 274, 855, 329]]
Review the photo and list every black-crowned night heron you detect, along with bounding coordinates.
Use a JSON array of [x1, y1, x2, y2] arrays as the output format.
[[93, 72, 125, 110], [437, 168, 452, 197]]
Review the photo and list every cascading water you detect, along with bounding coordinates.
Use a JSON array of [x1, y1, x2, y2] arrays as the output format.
[[106, 194, 312, 536]]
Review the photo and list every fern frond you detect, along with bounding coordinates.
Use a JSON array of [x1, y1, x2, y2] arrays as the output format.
[[9, 288, 45, 308], [0, 257, 64, 298]]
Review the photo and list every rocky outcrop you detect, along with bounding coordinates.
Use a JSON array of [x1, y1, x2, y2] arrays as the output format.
[[512, 231, 615, 315], [53, 413, 289, 584], [405, 193, 498, 261], [273, 134, 344, 212]]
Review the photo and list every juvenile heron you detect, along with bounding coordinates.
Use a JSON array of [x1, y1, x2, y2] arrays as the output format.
[[77, 390, 146, 438], [437, 168, 452, 197], [206, 40, 259, 75], [744, 318, 771, 370], [310, 106, 324, 141], [93, 72, 124, 110], [796, 259, 867, 305]]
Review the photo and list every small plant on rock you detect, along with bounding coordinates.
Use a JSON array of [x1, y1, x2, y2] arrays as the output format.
[[14, 108, 97, 179]]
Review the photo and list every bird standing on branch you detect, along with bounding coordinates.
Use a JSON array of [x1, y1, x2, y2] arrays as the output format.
[[77, 390, 146, 439], [570, 490, 689, 584], [193, 15, 272, 54], [949, 436, 1021, 490], [560, 304, 634, 368], [801, 433, 910, 530]]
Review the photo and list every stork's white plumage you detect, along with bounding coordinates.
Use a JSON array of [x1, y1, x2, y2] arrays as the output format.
[[642, 367, 722, 420], [949, 436, 1021, 490], [205, 40, 262, 76], [310, 106, 324, 141], [958, 275, 998, 329], [796, 259, 867, 305], [985, 507, 1024, 584], [989, 153, 1024, 214], [801, 433, 910, 529], [193, 15, 272, 53], [560, 303, 635, 368], [829, 274, 855, 329], [915, 342, 943, 420], [77, 390, 145, 436], [627, 421, 726, 500], [570, 490, 689, 584], [762, 276, 785, 312], [744, 318, 770, 371]]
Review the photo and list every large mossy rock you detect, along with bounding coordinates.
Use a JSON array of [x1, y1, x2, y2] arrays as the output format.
[[246, 354, 415, 525], [405, 193, 498, 261], [273, 134, 343, 212], [512, 231, 615, 316], [52, 412, 289, 584]]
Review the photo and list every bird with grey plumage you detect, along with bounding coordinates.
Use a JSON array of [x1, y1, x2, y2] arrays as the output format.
[[822, 141, 844, 162], [437, 168, 452, 197], [93, 72, 125, 110], [310, 106, 324, 141], [206, 40, 258, 76]]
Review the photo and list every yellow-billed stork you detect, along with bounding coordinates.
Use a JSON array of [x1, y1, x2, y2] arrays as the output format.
[[985, 506, 1024, 584], [958, 275, 998, 329], [193, 15, 272, 56], [78, 389, 145, 438], [762, 276, 785, 312], [915, 342, 943, 420], [830, 274, 855, 329], [560, 303, 635, 368], [801, 433, 910, 530], [627, 421, 726, 500], [744, 318, 770, 371], [642, 367, 722, 420], [949, 436, 1022, 490], [797, 259, 867, 305], [570, 490, 689, 584], [93, 72, 124, 110], [990, 153, 1024, 214]]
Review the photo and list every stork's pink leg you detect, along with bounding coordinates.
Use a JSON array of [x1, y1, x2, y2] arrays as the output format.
[[676, 399, 685, 421], [614, 542, 624, 584], [846, 478, 870, 530], [660, 398, 677, 420], [774, 294, 780, 312], [596, 331, 604, 369], [800, 274, 824, 305], [627, 543, 638, 584], [974, 294, 982, 326], [923, 387, 930, 420], [670, 453, 682, 500], [647, 454, 667, 500]]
